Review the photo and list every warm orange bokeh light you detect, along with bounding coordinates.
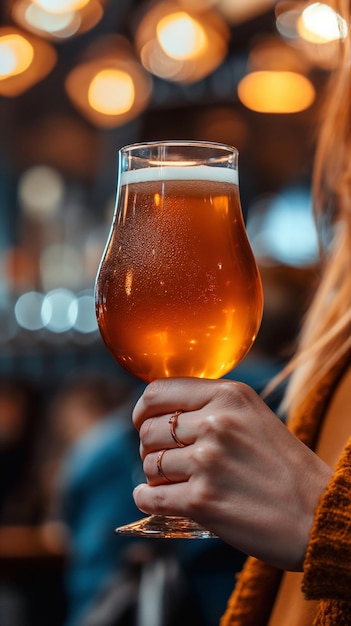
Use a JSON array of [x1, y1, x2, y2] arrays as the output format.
[[156, 12, 207, 59], [11, 0, 104, 41], [0, 26, 57, 96], [88, 69, 135, 115], [65, 35, 152, 128], [3, 247, 37, 291], [298, 2, 347, 44], [0, 34, 34, 78], [135, 1, 229, 83], [25, 5, 80, 38], [238, 70, 315, 113], [32, 0, 89, 14]]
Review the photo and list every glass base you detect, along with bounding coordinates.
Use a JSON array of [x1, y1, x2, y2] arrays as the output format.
[[114, 515, 218, 539]]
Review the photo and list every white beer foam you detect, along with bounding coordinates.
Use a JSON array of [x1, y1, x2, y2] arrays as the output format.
[[120, 165, 238, 186]]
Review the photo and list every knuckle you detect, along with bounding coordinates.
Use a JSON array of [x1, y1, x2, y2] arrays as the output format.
[[186, 442, 224, 514], [190, 442, 218, 469], [143, 454, 154, 479], [189, 477, 217, 513], [142, 380, 167, 408], [201, 411, 231, 436], [215, 379, 253, 404], [139, 418, 154, 447]]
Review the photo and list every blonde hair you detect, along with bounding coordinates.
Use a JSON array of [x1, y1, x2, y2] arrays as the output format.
[[276, 1, 351, 415]]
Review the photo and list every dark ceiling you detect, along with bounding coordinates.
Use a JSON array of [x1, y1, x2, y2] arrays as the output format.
[[0, 1, 328, 382], [0, 1, 325, 212]]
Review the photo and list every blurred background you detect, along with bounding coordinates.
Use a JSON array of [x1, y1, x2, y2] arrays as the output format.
[[0, 0, 342, 385], [0, 0, 344, 625]]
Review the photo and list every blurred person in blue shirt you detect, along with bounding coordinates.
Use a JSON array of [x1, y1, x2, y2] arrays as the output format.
[[49, 373, 144, 626]]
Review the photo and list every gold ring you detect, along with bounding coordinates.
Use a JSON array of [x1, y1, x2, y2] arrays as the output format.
[[169, 410, 186, 448], [157, 449, 171, 482]]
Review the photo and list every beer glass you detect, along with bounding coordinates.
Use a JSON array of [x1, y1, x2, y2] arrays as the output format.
[[95, 140, 263, 538]]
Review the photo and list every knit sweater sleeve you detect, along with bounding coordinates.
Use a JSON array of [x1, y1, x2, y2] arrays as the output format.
[[302, 437, 351, 601]]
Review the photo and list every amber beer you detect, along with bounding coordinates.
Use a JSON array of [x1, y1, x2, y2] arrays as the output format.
[[96, 165, 263, 382]]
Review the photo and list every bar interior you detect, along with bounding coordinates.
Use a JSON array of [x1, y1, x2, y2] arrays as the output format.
[[0, 1, 342, 625]]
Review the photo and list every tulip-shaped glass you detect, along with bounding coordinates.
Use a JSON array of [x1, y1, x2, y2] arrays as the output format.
[[95, 140, 263, 538]]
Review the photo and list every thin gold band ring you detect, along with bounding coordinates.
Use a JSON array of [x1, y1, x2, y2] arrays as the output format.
[[169, 410, 186, 448], [157, 449, 171, 482]]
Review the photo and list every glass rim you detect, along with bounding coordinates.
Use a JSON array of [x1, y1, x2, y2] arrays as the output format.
[[120, 139, 238, 155]]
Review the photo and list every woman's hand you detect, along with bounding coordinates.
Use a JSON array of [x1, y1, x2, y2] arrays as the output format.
[[132, 378, 332, 571]]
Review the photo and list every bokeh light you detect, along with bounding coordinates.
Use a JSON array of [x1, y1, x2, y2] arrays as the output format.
[[73, 292, 98, 333], [12, 0, 104, 41], [275, 2, 301, 40], [135, 1, 229, 83], [247, 187, 319, 266], [88, 69, 135, 115], [156, 12, 207, 59], [15, 291, 45, 330], [40, 243, 85, 291], [32, 0, 89, 14], [0, 26, 57, 96], [65, 35, 152, 127], [25, 4, 80, 38], [0, 33, 34, 78], [299, 2, 347, 43], [41, 288, 77, 332], [3, 247, 37, 291], [215, 0, 276, 24], [18, 165, 65, 219], [238, 70, 315, 113]]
